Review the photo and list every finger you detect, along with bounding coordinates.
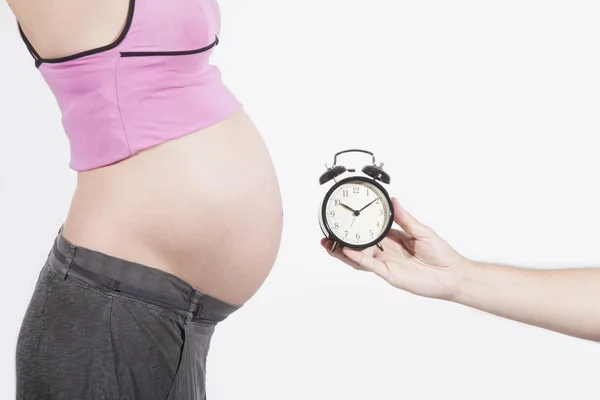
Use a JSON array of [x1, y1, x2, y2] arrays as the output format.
[[321, 238, 342, 253], [392, 198, 433, 239], [321, 238, 344, 255], [342, 247, 390, 280], [321, 238, 335, 252], [321, 239, 367, 271]]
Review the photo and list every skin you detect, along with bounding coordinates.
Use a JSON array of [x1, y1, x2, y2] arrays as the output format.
[[322, 197, 600, 342], [8, 0, 283, 306]]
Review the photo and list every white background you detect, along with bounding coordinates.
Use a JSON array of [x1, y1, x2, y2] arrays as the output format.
[[2, 1, 600, 399]]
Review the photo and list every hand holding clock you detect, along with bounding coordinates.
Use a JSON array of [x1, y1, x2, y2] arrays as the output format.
[[322, 197, 600, 342], [322, 197, 464, 300], [318, 150, 600, 341]]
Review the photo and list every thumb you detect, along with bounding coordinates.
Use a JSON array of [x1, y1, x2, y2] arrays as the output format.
[[392, 198, 432, 239]]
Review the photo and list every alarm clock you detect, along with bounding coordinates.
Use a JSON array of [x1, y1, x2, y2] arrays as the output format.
[[318, 149, 394, 253]]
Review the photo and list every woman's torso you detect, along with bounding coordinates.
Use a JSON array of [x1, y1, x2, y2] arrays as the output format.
[[11, 0, 283, 306]]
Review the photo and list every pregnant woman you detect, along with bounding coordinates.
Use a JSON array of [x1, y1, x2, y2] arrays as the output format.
[[10, 0, 283, 398]]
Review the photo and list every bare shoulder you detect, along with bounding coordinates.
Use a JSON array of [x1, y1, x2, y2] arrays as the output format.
[[9, 0, 129, 60]]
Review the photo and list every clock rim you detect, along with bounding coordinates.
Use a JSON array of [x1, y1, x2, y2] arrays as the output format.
[[320, 176, 394, 249]]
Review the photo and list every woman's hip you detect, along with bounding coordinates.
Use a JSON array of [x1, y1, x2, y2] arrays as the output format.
[[16, 230, 240, 399]]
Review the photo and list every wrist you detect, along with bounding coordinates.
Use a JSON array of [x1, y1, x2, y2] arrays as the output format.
[[449, 257, 479, 304]]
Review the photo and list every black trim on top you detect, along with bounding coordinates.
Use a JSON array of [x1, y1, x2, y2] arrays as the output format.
[[17, 0, 136, 68], [120, 36, 219, 57], [17, 23, 40, 61]]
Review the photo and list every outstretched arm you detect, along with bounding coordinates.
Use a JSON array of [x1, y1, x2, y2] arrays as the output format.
[[455, 259, 600, 342], [322, 198, 600, 342]]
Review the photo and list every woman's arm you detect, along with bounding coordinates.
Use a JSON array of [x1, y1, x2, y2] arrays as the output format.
[[322, 197, 600, 342]]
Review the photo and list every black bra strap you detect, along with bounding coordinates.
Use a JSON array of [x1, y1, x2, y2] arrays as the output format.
[[17, 22, 43, 67]]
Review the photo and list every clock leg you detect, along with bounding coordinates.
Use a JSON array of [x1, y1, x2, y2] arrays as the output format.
[[330, 241, 340, 253], [376, 242, 384, 251]]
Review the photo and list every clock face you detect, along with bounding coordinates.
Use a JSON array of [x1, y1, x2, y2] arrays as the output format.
[[323, 178, 393, 247]]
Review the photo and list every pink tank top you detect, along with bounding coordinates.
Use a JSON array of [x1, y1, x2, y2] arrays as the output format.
[[18, 0, 242, 171]]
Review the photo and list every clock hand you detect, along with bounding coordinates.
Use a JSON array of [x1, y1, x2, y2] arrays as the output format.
[[340, 203, 358, 214], [358, 198, 380, 212]]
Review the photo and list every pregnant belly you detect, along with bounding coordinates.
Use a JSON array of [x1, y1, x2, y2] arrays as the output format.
[[62, 110, 283, 306]]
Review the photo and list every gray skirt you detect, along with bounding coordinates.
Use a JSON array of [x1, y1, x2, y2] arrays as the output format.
[[16, 228, 240, 400]]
